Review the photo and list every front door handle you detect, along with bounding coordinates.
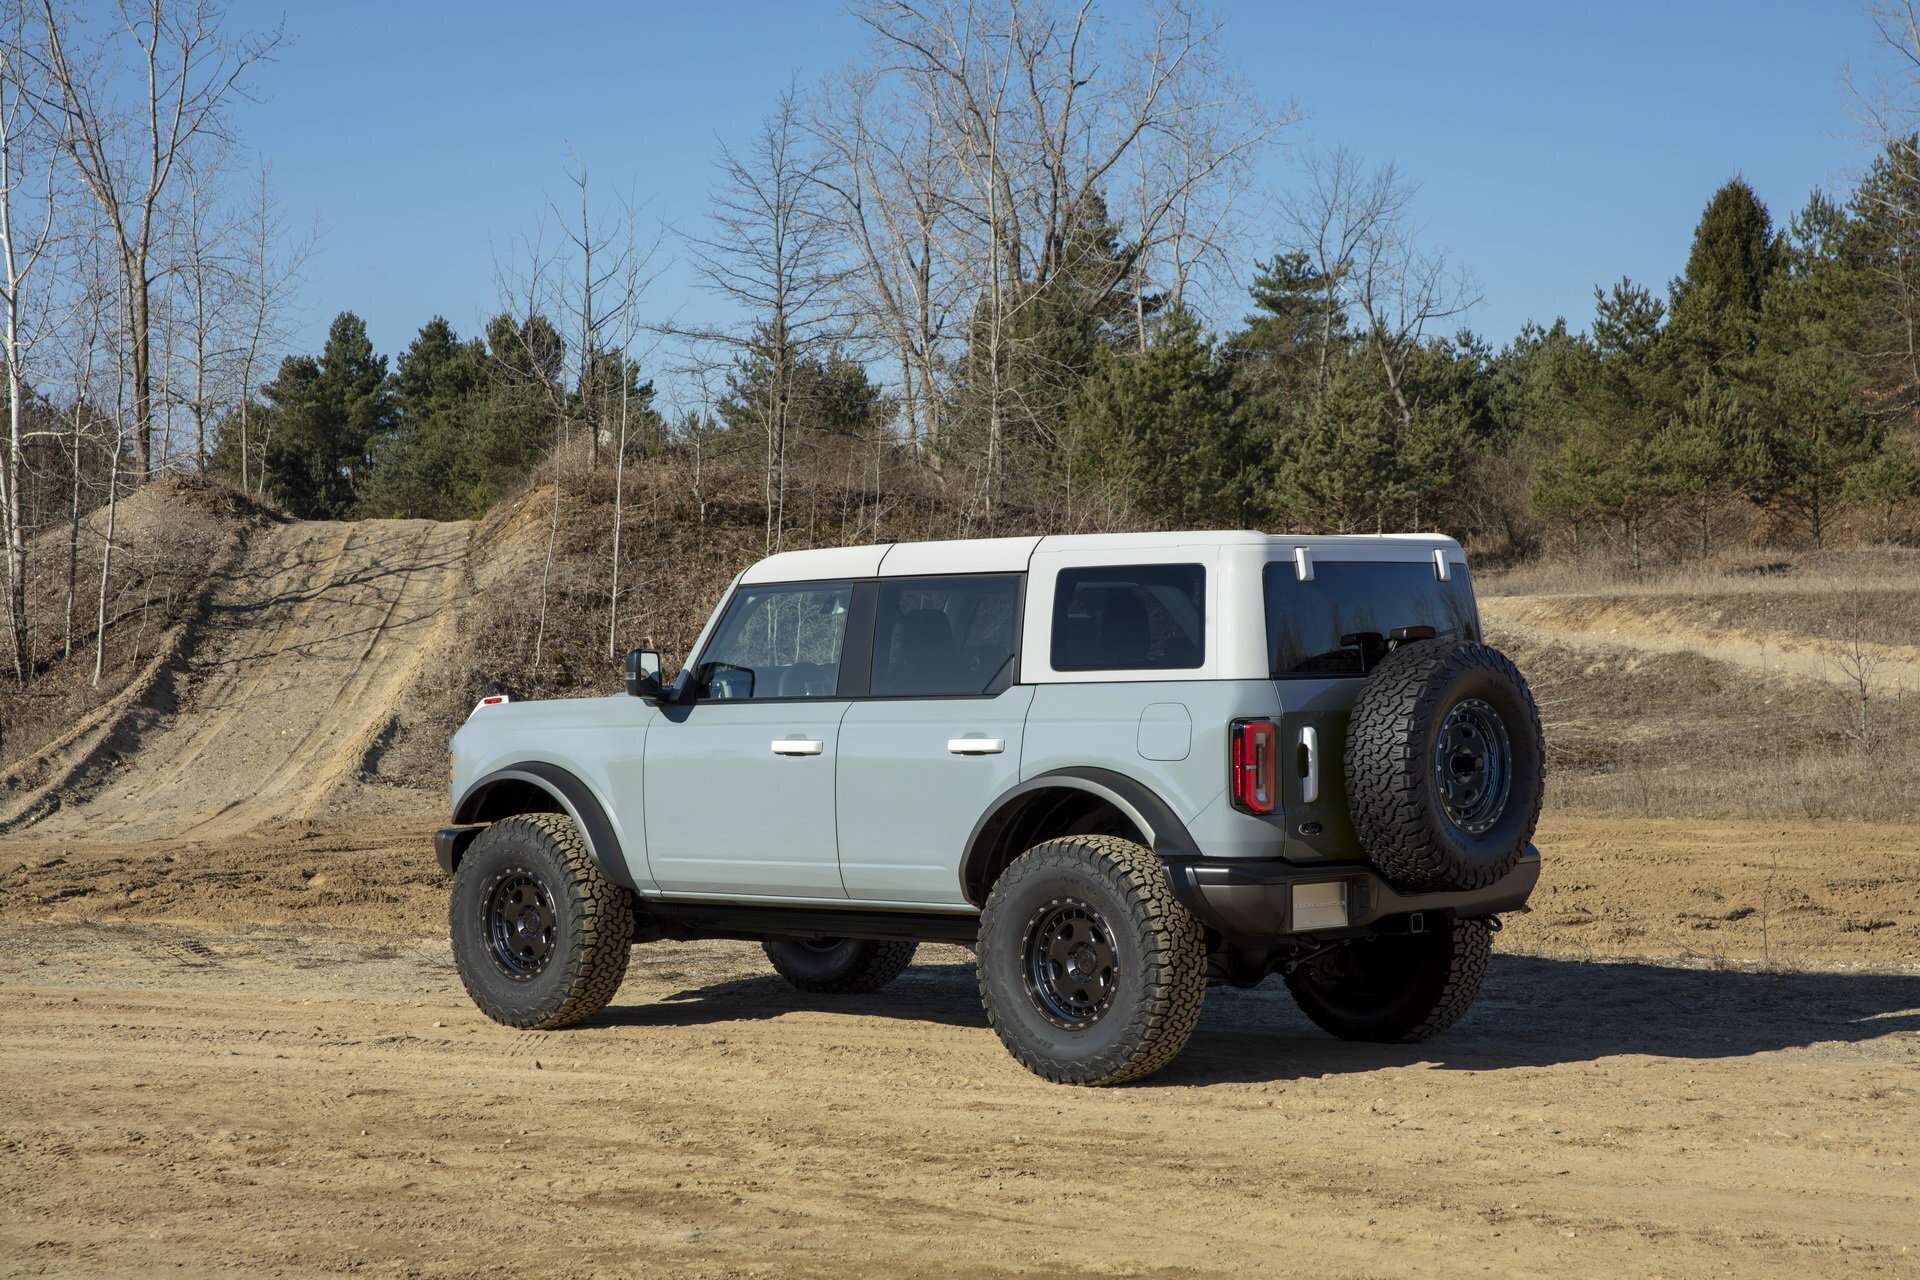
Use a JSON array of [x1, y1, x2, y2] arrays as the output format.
[[947, 737, 1006, 755], [771, 738, 824, 756]]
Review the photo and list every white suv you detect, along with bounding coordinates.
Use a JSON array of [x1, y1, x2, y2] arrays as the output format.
[[437, 531, 1544, 1085]]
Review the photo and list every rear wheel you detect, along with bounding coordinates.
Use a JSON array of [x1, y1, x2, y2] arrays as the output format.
[[449, 813, 633, 1029], [978, 835, 1206, 1086], [762, 937, 918, 994], [1283, 916, 1492, 1043]]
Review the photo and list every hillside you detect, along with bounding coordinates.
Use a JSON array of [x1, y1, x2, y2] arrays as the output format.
[[3, 517, 469, 838], [7, 470, 1920, 834]]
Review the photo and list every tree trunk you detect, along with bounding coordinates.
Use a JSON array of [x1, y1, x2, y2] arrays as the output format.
[[130, 266, 153, 475], [92, 451, 119, 686]]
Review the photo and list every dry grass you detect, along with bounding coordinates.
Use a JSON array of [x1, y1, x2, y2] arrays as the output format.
[[1480, 544, 1920, 599], [1494, 624, 1920, 825]]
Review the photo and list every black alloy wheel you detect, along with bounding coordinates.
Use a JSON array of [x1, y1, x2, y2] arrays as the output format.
[[483, 868, 558, 978], [449, 812, 634, 1029], [1344, 639, 1545, 892], [1023, 897, 1119, 1029], [1433, 697, 1512, 835], [977, 835, 1206, 1086]]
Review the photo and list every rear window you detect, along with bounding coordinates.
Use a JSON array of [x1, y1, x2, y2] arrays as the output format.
[[1052, 564, 1205, 672], [1264, 560, 1478, 677]]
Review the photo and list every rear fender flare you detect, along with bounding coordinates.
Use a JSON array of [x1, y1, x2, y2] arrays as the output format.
[[959, 767, 1201, 906], [451, 763, 637, 891]]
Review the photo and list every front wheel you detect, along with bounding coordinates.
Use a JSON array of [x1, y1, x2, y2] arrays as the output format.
[[449, 812, 634, 1029], [1283, 916, 1493, 1043], [978, 835, 1207, 1086], [763, 938, 918, 993]]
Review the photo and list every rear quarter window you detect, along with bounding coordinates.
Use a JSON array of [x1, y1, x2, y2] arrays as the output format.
[[1264, 560, 1478, 676], [1051, 564, 1205, 672]]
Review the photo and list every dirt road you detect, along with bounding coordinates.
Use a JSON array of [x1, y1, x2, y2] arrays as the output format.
[[6, 518, 469, 840], [4, 811, 1917, 1280], [1481, 595, 1920, 694]]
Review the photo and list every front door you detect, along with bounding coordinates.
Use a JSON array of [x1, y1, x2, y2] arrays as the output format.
[[836, 574, 1029, 905], [644, 580, 856, 899]]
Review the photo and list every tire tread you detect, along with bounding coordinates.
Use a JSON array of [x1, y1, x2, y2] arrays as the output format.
[[980, 835, 1206, 1086], [1345, 640, 1544, 892], [452, 812, 632, 1030], [763, 939, 919, 994]]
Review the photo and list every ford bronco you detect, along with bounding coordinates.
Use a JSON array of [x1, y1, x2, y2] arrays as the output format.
[[436, 532, 1544, 1085]]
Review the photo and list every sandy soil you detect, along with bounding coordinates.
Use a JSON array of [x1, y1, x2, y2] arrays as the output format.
[[4, 808, 1917, 1280], [9, 518, 470, 840]]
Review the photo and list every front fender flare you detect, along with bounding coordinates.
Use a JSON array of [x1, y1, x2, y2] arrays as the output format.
[[451, 763, 638, 891]]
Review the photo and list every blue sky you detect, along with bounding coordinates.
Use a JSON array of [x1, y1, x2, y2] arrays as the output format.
[[229, 0, 1881, 396]]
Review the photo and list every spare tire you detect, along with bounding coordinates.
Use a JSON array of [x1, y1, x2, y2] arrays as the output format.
[[1344, 639, 1544, 892]]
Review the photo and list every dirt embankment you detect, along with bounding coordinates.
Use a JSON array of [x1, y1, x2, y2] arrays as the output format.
[[4, 516, 470, 838], [1481, 593, 1920, 694]]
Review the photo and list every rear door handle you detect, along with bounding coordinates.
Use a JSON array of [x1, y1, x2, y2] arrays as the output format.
[[947, 737, 1006, 755], [1300, 726, 1319, 803], [771, 738, 824, 756]]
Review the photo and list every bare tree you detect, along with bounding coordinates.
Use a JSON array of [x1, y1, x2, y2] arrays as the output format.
[[815, 0, 1286, 517], [1849, 2, 1920, 156], [675, 89, 850, 552], [1827, 591, 1890, 753], [0, 21, 62, 680], [1280, 146, 1476, 428], [810, 67, 966, 453], [165, 145, 234, 470], [228, 163, 307, 492], [18, 0, 281, 477]]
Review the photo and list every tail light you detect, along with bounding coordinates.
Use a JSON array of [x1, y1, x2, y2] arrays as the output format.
[[1230, 720, 1278, 814]]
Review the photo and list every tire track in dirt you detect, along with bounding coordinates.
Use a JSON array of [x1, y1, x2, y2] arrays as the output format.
[[112, 521, 364, 812], [1481, 595, 1920, 693], [22, 517, 470, 841]]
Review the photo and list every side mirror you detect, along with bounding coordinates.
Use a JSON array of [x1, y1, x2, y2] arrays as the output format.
[[624, 647, 664, 700]]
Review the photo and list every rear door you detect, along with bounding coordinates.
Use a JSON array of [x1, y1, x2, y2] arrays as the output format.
[[643, 580, 859, 899], [1264, 551, 1479, 861], [836, 574, 1030, 905]]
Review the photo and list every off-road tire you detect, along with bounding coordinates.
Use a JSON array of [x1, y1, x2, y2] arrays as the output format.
[[763, 938, 919, 994], [1284, 916, 1493, 1042], [1345, 638, 1544, 892], [978, 835, 1207, 1086], [449, 812, 633, 1029]]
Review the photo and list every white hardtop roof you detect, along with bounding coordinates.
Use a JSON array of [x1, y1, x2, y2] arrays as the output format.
[[737, 530, 1462, 584]]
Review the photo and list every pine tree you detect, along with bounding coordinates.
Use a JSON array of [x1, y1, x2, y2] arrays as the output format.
[[1224, 250, 1349, 403], [1529, 281, 1683, 562], [224, 313, 394, 518], [1667, 178, 1783, 374], [354, 317, 494, 518], [1069, 305, 1254, 527]]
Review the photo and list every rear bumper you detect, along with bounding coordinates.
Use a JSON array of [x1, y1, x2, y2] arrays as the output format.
[[1164, 845, 1541, 940]]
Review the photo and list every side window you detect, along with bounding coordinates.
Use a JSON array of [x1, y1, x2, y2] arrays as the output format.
[[871, 575, 1021, 697], [696, 582, 853, 699], [1051, 564, 1205, 672]]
